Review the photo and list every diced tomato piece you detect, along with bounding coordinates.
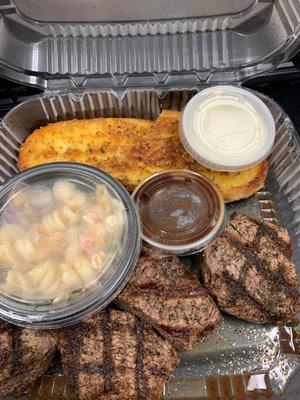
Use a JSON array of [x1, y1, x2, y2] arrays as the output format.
[[88, 211, 99, 221], [78, 234, 94, 251]]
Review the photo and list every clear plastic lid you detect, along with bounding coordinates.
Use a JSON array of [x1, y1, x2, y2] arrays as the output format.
[[180, 86, 276, 172], [132, 170, 225, 256], [0, 163, 141, 328], [0, 1, 299, 88]]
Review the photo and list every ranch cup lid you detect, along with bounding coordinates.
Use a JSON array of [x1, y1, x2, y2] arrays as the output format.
[[180, 86, 276, 172]]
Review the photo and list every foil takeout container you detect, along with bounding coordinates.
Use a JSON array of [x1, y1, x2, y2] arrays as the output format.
[[0, 88, 299, 399]]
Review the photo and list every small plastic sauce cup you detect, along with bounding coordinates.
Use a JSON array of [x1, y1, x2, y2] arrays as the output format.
[[132, 170, 225, 256], [180, 86, 275, 172]]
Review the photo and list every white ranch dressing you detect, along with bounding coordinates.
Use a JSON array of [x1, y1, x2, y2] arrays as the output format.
[[180, 86, 275, 172]]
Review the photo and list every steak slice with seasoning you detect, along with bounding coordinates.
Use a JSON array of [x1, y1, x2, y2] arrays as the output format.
[[0, 319, 57, 398], [203, 212, 299, 324], [116, 247, 222, 351], [58, 308, 179, 400]]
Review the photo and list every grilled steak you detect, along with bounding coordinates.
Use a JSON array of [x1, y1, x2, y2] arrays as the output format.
[[59, 308, 179, 400], [116, 247, 222, 350], [203, 212, 299, 324], [0, 319, 57, 398]]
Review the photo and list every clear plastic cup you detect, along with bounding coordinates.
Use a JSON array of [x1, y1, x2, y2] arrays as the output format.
[[0, 163, 141, 328], [180, 86, 275, 172], [132, 170, 226, 256]]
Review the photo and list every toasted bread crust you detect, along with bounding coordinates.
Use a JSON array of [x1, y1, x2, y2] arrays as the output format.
[[194, 160, 269, 202], [18, 110, 268, 202]]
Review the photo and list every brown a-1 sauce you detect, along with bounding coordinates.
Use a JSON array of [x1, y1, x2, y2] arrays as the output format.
[[133, 171, 223, 248]]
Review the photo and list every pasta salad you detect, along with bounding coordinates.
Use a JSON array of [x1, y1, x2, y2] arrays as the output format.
[[0, 180, 126, 303]]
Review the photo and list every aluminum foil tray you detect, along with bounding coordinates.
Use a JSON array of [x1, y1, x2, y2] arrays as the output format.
[[1, 88, 300, 399]]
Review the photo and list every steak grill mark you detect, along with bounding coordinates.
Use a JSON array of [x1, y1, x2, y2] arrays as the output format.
[[231, 215, 297, 293], [128, 288, 206, 299], [82, 363, 104, 374], [237, 225, 263, 284], [221, 231, 295, 322], [64, 328, 82, 395], [134, 316, 147, 398], [11, 327, 22, 377], [224, 230, 298, 300], [251, 218, 292, 259], [252, 224, 297, 295], [222, 272, 278, 322], [102, 309, 114, 393]]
